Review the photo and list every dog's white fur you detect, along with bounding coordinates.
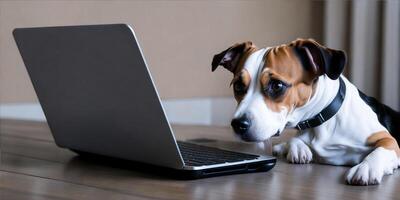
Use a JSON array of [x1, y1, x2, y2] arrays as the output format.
[[235, 48, 400, 185]]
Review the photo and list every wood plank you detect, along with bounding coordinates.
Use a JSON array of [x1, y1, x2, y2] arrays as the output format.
[[0, 188, 62, 200], [0, 119, 54, 142], [3, 152, 400, 200], [3, 136, 393, 199], [1, 153, 215, 200], [2, 120, 400, 200], [1, 135, 76, 163], [0, 171, 153, 200]]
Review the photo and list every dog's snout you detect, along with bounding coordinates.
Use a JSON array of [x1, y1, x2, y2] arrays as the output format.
[[231, 115, 251, 134]]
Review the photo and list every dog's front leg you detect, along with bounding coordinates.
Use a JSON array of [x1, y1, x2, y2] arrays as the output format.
[[272, 142, 288, 157], [273, 137, 313, 164], [346, 132, 400, 185]]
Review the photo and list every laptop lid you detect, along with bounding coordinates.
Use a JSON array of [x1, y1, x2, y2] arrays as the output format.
[[13, 24, 184, 169]]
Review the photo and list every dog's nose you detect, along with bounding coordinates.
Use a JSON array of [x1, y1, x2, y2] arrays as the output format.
[[231, 115, 251, 134]]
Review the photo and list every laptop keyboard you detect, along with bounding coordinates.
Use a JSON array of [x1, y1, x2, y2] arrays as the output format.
[[177, 141, 260, 166]]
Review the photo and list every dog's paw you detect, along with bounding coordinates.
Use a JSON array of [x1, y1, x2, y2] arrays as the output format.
[[286, 138, 312, 164], [346, 147, 399, 185], [346, 161, 383, 185], [272, 142, 288, 157]]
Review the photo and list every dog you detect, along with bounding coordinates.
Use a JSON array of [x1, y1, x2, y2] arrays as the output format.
[[211, 39, 400, 185]]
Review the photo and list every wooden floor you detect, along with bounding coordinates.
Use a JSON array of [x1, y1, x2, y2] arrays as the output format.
[[1, 119, 400, 200]]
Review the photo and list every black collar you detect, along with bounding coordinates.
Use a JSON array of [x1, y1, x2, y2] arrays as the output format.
[[295, 77, 346, 130]]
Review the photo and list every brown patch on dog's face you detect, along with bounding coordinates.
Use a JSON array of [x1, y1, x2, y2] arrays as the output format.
[[211, 41, 258, 103], [259, 43, 316, 113], [217, 43, 258, 103], [231, 43, 258, 75], [231, 69, 251, 102]]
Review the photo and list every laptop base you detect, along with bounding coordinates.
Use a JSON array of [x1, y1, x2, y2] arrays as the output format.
[[71, 149, 276, 179]]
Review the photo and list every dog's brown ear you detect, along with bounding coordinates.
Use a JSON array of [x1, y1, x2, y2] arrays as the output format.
[[211, 41, 256, 73], [294, 39, 346, 80]]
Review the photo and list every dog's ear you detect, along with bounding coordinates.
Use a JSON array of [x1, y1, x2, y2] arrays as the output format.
[[294, 39, 346, 80], [211, 41, 256, 73]]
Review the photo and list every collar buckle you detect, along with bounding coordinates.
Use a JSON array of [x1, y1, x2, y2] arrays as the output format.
[[296, 120, 311, 131]]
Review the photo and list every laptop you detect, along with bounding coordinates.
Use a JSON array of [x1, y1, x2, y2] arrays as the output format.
[[13, 24, 276, 179]]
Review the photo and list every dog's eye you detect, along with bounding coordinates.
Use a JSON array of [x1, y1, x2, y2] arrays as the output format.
[[265, 79, 288, 98], [233, 81, 247, 95]]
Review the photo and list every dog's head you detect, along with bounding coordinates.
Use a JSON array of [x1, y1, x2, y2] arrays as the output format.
[[211, 39, 346, 142]]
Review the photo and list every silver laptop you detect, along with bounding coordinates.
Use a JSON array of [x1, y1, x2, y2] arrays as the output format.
[[13, 24, 275, 178]]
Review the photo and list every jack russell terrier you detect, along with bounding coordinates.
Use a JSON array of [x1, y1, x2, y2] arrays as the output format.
[[211, 39, 400, 185]]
